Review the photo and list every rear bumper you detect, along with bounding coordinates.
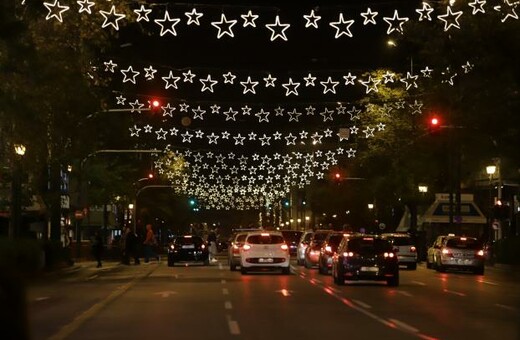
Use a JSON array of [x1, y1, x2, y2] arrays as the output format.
[[241, 257, 289, 268]]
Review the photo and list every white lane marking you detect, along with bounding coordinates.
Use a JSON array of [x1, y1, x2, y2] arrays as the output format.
[[275, 289, 292, 296], [327, 286, 341, 293], [85, 275, 98, 281], [218, 263, 223, 270], [495, 304, 517, 311], [313, 279, 322, 284], [352, 299, 372, 309], [221, 279, 227, 284], [222, 288, 229, 295], [443, 289, 466, 297], [155, 291, 177, 298], [478, 279, 499, 286], [226, 315, 240, 335], [35, 297, 50, 301], [388, 318, 419, 333], [412, 281, 426, 286], [396, 290, 413, 297], [224, 301, 233, 310]]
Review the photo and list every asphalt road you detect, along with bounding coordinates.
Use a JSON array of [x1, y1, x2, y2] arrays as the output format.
[[26, 258, 520, 340]]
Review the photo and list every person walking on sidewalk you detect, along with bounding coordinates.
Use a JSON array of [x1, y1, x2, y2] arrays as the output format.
[[91, 230, 104, 268], [143, 224, 159, 263], [126, 227, 141, 265]]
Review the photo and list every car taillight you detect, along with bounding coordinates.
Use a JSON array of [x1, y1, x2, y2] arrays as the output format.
[[476, 249, 484, 257], [441, 248, 453, 257], [201, 244, 206, 249], [281, 244, 289, 251], [242, 244, 251, 251], [384, 252, 395, 258], [343, 251, 355, 257], [410, 246, 416, 252], [169, 244, 175, 250], [325, 246, 332, 253]]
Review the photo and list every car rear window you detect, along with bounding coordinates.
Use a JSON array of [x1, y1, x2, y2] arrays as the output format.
[[389, 237, 413, 246], [302, 233, 314, 242], [328, 234, 344, 246], [175, 236, 203, 246], [348, 238, 392, 253], [446, 238, 482, 250], [236, 234, 247, 242], [247, 234, 285, 244], [313, 232, 330, 242]]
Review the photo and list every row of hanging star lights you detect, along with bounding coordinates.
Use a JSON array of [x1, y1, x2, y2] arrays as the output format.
[[40, 1, 518, 34]]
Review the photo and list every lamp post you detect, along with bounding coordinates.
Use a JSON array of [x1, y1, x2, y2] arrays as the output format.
[[486, 165, 497, 240], [10, 144, 26, 240]]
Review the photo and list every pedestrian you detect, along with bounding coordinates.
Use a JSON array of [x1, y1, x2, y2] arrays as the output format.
[[126, 227, 141, 265], [121, 227, 131, 265], [92, 230, 103, 268], [143, 224, 159, 263], [207, 229, 218, 262]]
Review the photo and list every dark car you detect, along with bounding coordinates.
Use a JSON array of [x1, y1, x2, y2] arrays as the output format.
[[281, 230, 304, 256], [318, 232, 348, 275], [167, 235, 209, 267], [332, 235, 399, 286]]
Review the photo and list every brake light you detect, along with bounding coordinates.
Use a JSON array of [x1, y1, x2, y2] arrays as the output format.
[[184, 235, 192, 238], [476, 249, 484, 257], [169, 244, 175, 250], [441, 248, 453, 257], [281, 244, 289, 251], [242, 244, 251, 251], [261, 233, 270, 237], [384, 252, 395, 258], [343, 251, 355, 257], [460, 237, 467, 241], [325, 246, 332, 253], [410, 246, 416, 252]]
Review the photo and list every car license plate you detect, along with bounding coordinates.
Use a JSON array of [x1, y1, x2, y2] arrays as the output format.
[[259, 258, 273, 263], [360, 266, 378, 272], [182, 245, 195, 249]]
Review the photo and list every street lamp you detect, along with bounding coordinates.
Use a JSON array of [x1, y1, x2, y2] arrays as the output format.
[[418, 185, 428, 193], [10, 144, 26, 239], [486, 164, 497, 241]]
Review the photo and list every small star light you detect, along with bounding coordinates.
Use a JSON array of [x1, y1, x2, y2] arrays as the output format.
[[143, 125, 153, 133], [383, 10, 409, 34], [134, 5, 152, 22], [185, 8, 203, 25], [360, 7, 378, 25], [200, 74, 218, 92], [223, 107, 238, 121], [195, 130, 204, 138], [320, 77, 339, 94], [255, 109, 270, 123], [182, 69, 196, 83], [100, 5, 126, 30], [241, 105, 252, 115], [223, 72, 237, 84], [129, 125, 141, 137], [400, 72, 418, 90], [210, 104, 221, 113], [288, 109, 302, 122], [282, 78, 300, 96], [44, 0, 70, 23], [329, 13, 355, 38], [234, 134, 246, 145], [241, 10, 259, 27], [377, 122, 386, 131], [155, 11, 181, 36], [306, 105, 316, 115], [336, 103, 347, 114], [363, 126, 375, 138], [162, 71, 181, 89], [437, 6, 463, 31], [303, 9, 321, 28], [212, 14, 237, 39], [468, 0, 486, 15], [462, 61, 474, 73], [263, 74, 277, 87], [121, 66, 140, 84], [207, 133, 220, 145], [162, 103, 176, 117], [129, 100, 144, 113], [259, 135, 272, 146], [179, 103, 189, 112], [348, 106, 361, 120], [320, 108, 334, 122], [156, 128, 168, 140], [343, 72, 357, 85], [416, 2, 435, 21], [192, 106, 206, 120], [421, 66, 434, 77], [274, 107, 284, 116], [104, 60, 117, 72], [266, 15, 291, 41], [240, 76, 259, 94], [382, 70, 395, 83], [77, 0, 95, 15], [116, 95, 126, 105], [359, 75, 381, 93], [303, 73, 316, 86], [497, 0, 518, 23], [285, 133, 297, 145], [410, 100, 423, 115], [144, 65, 157, 80]]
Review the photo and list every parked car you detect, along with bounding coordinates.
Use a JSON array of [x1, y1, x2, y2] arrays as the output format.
[[239, 231, 290, 275], [167, 235, 209, 267], [304, 229, 333, 269], [318, 232, 347, 275], [381, 233, 418, 270], [426, 235, 449, 269], [331, 235, 399, 286], [228, 232, 248, 271], [296, 231, 314, 265], [281, 230, 304, 256], [433, 235, 485, 275]]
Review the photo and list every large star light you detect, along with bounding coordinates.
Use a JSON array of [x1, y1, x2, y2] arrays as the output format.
[[44, 0, 70, 22], [320, 77, 339, 94], [100, 5, 126, 30], [437, 6, 464, 31], [303, 9, 321, 28], [200, 74, 218, 92], [240, 76, 259, 94], [266, 15, 291, 41], [282, 78, 300, 96], [359, 75, 381, 93], [162, 71, 181, 89], [329, 13, 355, 38], [211, 13, 237, 39], [121, 66, 140, 84], [383, 10, 409, 34]]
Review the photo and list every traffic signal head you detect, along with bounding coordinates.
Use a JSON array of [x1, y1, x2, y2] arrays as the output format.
[[428, 116, 442, 134], [149, 98, 161, 113], [334, 172, 341, 180], [283, 198, 290, 207]]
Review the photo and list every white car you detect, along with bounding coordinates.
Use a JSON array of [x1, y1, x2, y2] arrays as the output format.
[[381, 233, 418, 270], [240, 231, 291, 274]]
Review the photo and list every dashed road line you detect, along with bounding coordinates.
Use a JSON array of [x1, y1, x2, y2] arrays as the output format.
[[443, 289, 466, 297], [226, 315, 240, 335], [224, 301, 233, 310], [412, 281, 426, 286], [221, 279, 227, 284], [495, 304, 517, 312], [222, 288, 229, 295], [388, 318, 419, 333], [396, 290, 413, 297], [352, 299, 372, 309], [478, 279, 499, 286]]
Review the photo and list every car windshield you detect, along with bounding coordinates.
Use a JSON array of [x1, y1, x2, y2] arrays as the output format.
[[281, 231, 303, 243], [446, 238, 482, 250], [328, 234, 344, 246], [175, 236, 204, 246], [348, 238, 392, 253], [389, 236, 414, 246], [247, 234, 285, 244]]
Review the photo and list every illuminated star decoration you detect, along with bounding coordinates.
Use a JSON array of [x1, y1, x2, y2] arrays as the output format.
[[329, 13, 355, 38], [263, 74, 277, 87], [265, 15, 291, 41], [155, 11, 181, 36], [192, 106, 206, 120], [211, 13, 237, 39], [121, 66, 140, 84], [409, 100, 423, 115], [288, 109, 302, 122], [44, 0, 70, 23], [383, 10, 409, 34], [255, 109, 270, 123], [416, 2, 435, 21], [497, 0, 519, 23], [421, 66, 433, 77], [320, 108, 334, 122], [223, 72, 236, 84], [99, 5, 126, 30], [359, 75, 381, 93], [462, 61, 474, 73], [144, 65, 157, 80], [303, 73, 316, 87], [162, 71, 181, 89], [200, 74, 218, 92], [240, 76, 259, 94], [343, 72, 357, 85], [468, 0, 486, 15], [282, 78, 300, 96], [437, 6, 464, 31], [129, 100, 144, 113], [382, 70, 395, 83], [400, 72, 418, 90], [104, 60, 117, 72], [134, 5, 152, 22], [185, 8, 203, 25], [241, 10, 259, 27], [223, 108, 238, 121], [303, 9, 321, 28], [320, 77, 339, 94], [77, 0, 95, 15], [182, 69, 196, 83], [360, 7, 378, 25]]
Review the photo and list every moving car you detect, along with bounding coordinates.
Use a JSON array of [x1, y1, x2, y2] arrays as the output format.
[[318, 232, 347, 275], [304, 229, 333, 268], [296, 231, 314, 265], [381, 233, 418, 270], [228, 232, 248, 271], [167, 235, 209, 266], [281, 230, 304, 256], [426, 235, 448, 269], [239, 231, 291, 274], [433, 235, 485, 275], [331, 235, 399, 286]]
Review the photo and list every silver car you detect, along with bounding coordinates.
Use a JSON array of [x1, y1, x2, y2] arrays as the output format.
[[228, 232, 248, 271], [381, 233, 418, 270], [434, 235, 485, 275], [296, 231, 314, 266]]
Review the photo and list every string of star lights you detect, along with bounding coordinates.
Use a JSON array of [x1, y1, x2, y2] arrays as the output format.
[[38, 1, 518, 35]]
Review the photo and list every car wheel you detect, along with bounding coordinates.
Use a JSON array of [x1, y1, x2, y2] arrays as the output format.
[[282, 266, 291, 275], [473, 266, 484, 275], [387, 272, 399, 287], [408, 263, 417, 270], [240, 267, 248, 275]]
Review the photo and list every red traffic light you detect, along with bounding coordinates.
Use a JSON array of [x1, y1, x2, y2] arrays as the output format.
[[430, 117, 439, 126], [149, 99, 162, 113], [151, 99, 160, 108], [335, 173, 341, 179], [148, 173, 154, 179]]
